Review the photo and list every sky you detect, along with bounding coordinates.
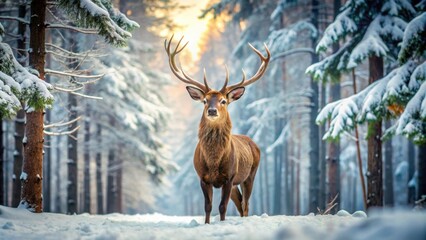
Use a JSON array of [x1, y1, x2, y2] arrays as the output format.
[[171, 0, 211, 59]]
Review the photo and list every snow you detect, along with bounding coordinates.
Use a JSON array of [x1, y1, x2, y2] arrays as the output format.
[[0, 206, 425, 240], [316, 8, 358, 52], [399, 12, 426, 61], [19, 172, 27, 181]]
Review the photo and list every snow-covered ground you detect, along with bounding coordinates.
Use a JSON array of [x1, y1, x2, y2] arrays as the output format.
[[0, 205, 425, 240]]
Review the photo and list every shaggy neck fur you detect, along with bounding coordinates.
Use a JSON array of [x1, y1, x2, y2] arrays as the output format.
[[198, 113, 232, 163]]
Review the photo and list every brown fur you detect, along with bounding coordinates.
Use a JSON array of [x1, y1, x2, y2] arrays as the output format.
[[193, 92, 260, 224]]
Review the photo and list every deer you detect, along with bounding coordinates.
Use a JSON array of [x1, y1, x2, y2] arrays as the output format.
[[164, 35, 270, 224]]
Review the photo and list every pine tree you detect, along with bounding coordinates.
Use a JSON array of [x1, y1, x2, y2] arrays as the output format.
[[308, 0, 425, 207]]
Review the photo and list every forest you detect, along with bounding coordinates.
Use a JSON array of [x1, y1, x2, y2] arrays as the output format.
[[0, 0, 425, 224]]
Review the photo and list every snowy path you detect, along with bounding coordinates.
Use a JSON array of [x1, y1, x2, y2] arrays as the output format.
[[0, 205, 425, 240]]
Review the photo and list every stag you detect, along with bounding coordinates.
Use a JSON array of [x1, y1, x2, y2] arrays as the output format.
[[165, 35, 270, 224]]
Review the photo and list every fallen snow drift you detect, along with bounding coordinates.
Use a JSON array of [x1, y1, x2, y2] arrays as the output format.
[[0, 205, 425, 240]]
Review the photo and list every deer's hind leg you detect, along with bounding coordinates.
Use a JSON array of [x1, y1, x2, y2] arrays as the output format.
[[231, 186, 243, 216], [241, 163, 259, 216]]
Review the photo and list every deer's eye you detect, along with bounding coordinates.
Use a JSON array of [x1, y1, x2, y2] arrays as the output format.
[[220, 99, 227, 105], [203, 99, 207, 104]]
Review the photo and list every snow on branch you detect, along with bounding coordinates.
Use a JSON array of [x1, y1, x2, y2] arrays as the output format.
[[392, 81, 426, 143], [0, 41, 53, 111], [316, 8, 358, 52], [46, 24, 98, 34], [44, 116, 82, 128], [347, 16, 390, 68], [45, 68, 104, 79], [306, 40, 357, 83], [271, 48, 314, 62], [58, 0, 139, 46], [266, 123, 289, 153], [318, 61, 420, 140], [0, 16, 29, 25], [398, 12, 426, 63], [44, 125, 81, 137], [317, 82, 376, 140]]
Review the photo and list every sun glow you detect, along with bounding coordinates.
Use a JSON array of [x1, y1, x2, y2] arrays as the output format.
[[166, 0, 212, 60]]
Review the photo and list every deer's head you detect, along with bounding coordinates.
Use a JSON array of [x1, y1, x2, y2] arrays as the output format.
[[164, 35, 270, 123]]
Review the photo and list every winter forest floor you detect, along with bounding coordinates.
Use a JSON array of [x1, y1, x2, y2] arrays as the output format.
[[0, 206, 425, 240]]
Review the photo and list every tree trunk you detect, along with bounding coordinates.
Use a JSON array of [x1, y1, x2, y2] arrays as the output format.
[[295, 135, 301, 215], [83, 105, 91, 213], [116, 152, 123, 213], [327, 0, 341, 214], [106, 117, 116, 213], [407, 140, 415, 204], [309, 0, 320, 213], [366, 55, 383, 209], [43, 29, 52, 213], [384, 120, 394, 206], [319, 85, 326, 211], [55, 136, 62, 213], [288, 139, 294, 215], [66, 32, 79, 214], [418, 144, 426, 201], [96, 124, 104, 214], [0, 120, 4, 205], [21, 0, 46, 213], [67, 90, 78, 214], [12, 2, 27, 208], [273, 120, 282, 214], [327, 80, 341, 213]]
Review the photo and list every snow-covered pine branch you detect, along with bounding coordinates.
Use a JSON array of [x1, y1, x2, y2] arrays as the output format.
[[308, 0, 415, 83], [316, 8, 358, 52], [398, 12, 426, 64], [58, 0, 139, 46], [0, 23, 53, 114], [316, 82, 375, 140], [394, 81, 426, 143]]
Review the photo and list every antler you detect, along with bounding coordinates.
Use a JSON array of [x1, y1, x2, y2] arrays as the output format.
[[164, 35, 209, 92], [220, 43, 271, 94]]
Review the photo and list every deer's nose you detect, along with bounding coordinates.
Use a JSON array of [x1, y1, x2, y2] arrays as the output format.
[[208, 108, 218, 116]]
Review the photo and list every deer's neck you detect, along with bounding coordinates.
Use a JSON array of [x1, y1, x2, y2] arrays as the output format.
[[198, 115, 232, 160]]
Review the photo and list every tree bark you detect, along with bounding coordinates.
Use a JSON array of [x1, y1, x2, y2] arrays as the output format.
[[309, 0, 320, 213], [83, 105, 91, 213], [418, 144, 426, 201], [366, 55, 383, 208], [116, 152, 123, 213], [67, 90, 78, 214], [55, 136, 62, 213], [407, 140, 415, 204], [96, 124, 104, 214], [273, 120, 282, 214], [327, 81, 341, 213], [66, 32, 79, 214], [43, 29, 52, 213], [12, 2, 27, 208], [20, 0, 46, 213], [107, 117, 116, 213], [327, 0, 341, 214], [319, 85, 326, 211], [384, 120, 394, 206], [0, 120, 4, 205]]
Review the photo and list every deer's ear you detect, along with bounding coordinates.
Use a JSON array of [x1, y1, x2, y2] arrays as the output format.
[[227, 87, 245, 103], [186, 86, 205, 102]]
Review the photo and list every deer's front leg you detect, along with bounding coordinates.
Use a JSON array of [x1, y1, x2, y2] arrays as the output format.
[[219, 179, 233, 221], [200, 180, 213, 224]]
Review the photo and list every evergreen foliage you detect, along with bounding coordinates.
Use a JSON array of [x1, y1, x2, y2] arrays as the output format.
[[309, 0, 426, 143], [0, 23, 53, 117], [58, 0, 140, 46]]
